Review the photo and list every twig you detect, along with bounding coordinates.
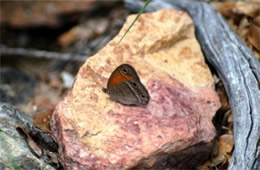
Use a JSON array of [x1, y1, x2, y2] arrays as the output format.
[[0, 45, 87, 62]]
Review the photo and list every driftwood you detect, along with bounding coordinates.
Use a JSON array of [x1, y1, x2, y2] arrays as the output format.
[[125, 0, 260, 170]]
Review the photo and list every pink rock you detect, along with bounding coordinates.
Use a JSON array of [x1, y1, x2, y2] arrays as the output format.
[[51, 9, 220, 169]]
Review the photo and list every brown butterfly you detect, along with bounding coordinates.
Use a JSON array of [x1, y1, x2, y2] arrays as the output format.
[[103, 64, 149, 106]]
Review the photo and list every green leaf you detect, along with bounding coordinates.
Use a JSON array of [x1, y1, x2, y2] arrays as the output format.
[[117, 0, 152, 45]]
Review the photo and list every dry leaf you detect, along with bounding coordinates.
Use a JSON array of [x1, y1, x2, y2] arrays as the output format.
[[33, 110, 53, 133], [248, 16, 260, 51], [213, 1, 260, 60]]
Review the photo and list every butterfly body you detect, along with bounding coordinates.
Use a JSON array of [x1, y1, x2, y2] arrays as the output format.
[[103, 64, 149, 106]]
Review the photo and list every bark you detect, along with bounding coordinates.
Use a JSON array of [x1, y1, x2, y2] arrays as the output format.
[[125, 0, 260, 170]]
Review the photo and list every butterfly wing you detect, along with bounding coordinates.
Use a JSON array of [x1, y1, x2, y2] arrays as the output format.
[[107, 79, 149, 105], [104, 64, 149, 106]]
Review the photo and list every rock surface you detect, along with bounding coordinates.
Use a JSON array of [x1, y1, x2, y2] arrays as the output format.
[[51, 9, 220, 169], [0, 104, 55, 170]]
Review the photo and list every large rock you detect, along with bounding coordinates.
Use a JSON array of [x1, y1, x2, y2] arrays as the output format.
[[51, 9, 220, 169]]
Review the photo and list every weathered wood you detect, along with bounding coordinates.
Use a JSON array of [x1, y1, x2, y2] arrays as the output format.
[[125, 0, 260, 170]]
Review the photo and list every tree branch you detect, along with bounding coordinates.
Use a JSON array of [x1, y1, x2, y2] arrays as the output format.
[[0, 45, 87, 62]]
